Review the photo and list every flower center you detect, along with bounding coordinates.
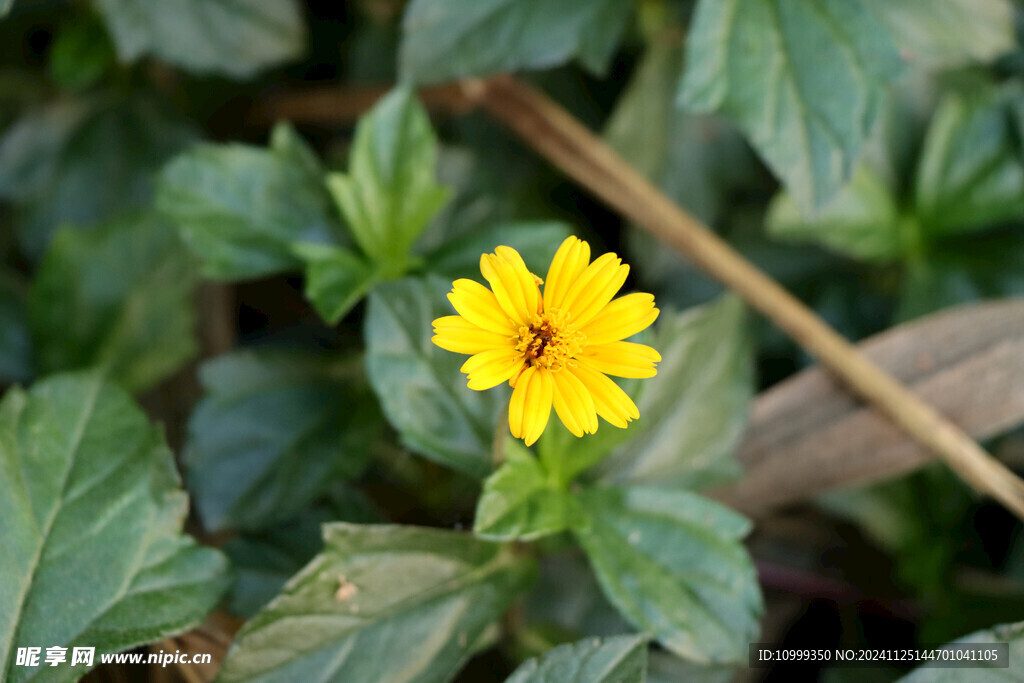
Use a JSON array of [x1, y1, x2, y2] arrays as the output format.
[[515, 310, 584, 372]]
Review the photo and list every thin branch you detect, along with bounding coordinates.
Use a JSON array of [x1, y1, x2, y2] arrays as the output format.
[[461, 75, 1024, 521]]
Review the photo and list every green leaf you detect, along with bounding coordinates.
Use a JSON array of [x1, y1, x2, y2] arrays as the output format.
[[915, 87, 1024, 237], [0, 271, 32, 383], [679, 0, 904, 209], [767, 164, 904, 262], [593, 296, 752, 490], [93, 0, 304, 79], [897, 621, 1024, 681], [573, 487, 762, 665], [328, 88, 450, 272], [157, 123, 345, 280], [28, 212, 198, 394], [896, 231, 1024, 321], [474, 440, 578, 541], [422, 221, 571, 282], [184, 348, 381, 533], [365, 276, 506, 478], [399, 0, 631, 85], [48, 15, 117, 91], [0, 96, 197, 260], [293, 243, 378, 324], [0, 0, 12, 17], [224, 485, 382, 618], [0, 372, 229, 683], [861, 0, 1015, 68], [505, 635, 648, 683], [217, 523, 536, 683]]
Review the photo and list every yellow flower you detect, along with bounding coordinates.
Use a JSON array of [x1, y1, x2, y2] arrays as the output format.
[[432, 236, 661, 446]]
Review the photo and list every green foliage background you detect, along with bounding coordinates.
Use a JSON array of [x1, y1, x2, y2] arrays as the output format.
[[1, 0, 1024, 681]]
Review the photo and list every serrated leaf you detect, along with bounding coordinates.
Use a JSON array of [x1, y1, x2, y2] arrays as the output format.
[[293, 243, 378, 324], [365, 276, 505, 478], [28, 212, 198, 394], [328, 88, 450, 272], [0, 372, 229, 683], [767, 164, 904, 262], [184, 348, 381, 533], [422, 221, 571, 282], [0, 96, 197, 260], [399, 0, 631, 85], [915, 87, 1024, 237], [474, 440, 577, 541], [158, 123, 345, 280], [217, 523, 536, 683], [224, 485, 382, 618], [93, 0, 304, 79], [547, 296, 752, 490], [897, 621, 1024, 681], [574, 487, 762, 665], [862, 0, 1015, 68], [505, 635, 648, 683], [679, 0, 904, 209]]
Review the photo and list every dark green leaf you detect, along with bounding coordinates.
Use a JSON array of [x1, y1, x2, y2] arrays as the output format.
[[861, 0, 1015, 68], [524, 551, 631, 640], [224, 485, 382, 618], [48, 15, 116, 90], [0, 372, 229, 683], [422, 221, 571, 282], [93, 0, 305, 78], [574, 487, 762, 664], [157, 123, 345, 280], [0, 96, 197, 260], [365, 276, 506, 478], [185, 348, 381, 533], [915, 87, 1024, 237], [896, 230, 1024, 321], [474, 440, 578, 541], [293, 243, 377, 324], [767, 165, 904, 262], [217, 523, 536, 683], [593, 296, 752, 490], [897, 621, 1024, 681], [399, 0, 631, 85], [679, 0, 904, 209], [328, 88, 450, 273], [28, 212, 198, 393], [505, 635, 648, 683]]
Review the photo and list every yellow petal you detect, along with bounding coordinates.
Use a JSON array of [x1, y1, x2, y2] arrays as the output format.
[[578, 341, 661, 378], [561, 253, 630, 327], [580, 293, 659, 345], [479, 246, 540, 324], [432, 315, 513, 355], [448, 279, 517, 335], [509, 366, 553, 446], [551, 368, 598, 437], [570, 364, 639, 429], [461, 347, 522, 390], [544, 236, 590, 311]]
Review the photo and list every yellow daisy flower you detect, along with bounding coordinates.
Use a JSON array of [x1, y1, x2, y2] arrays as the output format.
[[432, 236, 661, 446]]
